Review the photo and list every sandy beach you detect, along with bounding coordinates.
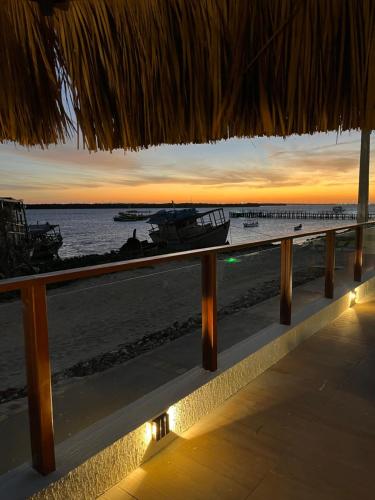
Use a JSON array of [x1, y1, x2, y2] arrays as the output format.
[[0, 240, 354, 399]]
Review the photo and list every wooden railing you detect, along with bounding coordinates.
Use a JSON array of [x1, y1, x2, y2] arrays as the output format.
[[0, 221, 373, 475]]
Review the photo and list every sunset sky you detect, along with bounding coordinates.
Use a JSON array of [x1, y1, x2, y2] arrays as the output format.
[[0, 131, 373, 204]]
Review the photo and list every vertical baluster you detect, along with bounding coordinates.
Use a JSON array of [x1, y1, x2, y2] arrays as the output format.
[[280, 238, 293, 325], [325, 231, 336, 298], [22, 283, 55, 475], [354, 226, 363, 282], [201, 253, 217, 371]]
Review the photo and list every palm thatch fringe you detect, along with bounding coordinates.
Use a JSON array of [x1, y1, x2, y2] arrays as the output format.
[[0, 0, 374, 151]]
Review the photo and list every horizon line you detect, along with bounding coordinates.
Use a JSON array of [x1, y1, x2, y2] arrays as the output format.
[[25, 201, 362, 207]]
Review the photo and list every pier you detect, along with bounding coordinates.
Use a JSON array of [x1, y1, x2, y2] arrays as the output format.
[[229, 210, 375, 221]]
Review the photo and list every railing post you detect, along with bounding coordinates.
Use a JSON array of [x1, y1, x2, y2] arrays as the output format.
[[280, 238, 293, 325], [325, 231, 335, 298], [21, 283, 55, 475], [354, 226, 363, 282], [201, 253, 217, 371]]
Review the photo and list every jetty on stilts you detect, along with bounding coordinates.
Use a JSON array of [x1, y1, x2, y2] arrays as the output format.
[[229, 210, 375, 221]]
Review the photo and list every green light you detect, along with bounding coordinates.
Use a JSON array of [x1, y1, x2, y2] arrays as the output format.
[[226, 257, 239, 264]]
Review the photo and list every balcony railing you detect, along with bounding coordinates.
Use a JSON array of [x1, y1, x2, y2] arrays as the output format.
[[0, 221, 373, 475]]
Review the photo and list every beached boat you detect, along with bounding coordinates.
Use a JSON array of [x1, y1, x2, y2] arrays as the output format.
[[0, 197, 63, 275], [114, 210, 151, 221], [28, 223, 63, 260], [294, 224, 303, 231], [0, 197, 30, 276], [148, 208, 230, 250], [243, 219, 258, 228]]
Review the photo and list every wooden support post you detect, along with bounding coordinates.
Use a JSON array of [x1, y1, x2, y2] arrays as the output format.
[[354, 226, 363, 282], [22, 284, 55, 475], [280, 238, 293, 325], [325, 231, 335, 298], [357, 130, 371, 223], [201, 253, 217, 371]]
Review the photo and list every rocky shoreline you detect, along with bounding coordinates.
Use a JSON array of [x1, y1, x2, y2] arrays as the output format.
[[0, 265, 324, 405]]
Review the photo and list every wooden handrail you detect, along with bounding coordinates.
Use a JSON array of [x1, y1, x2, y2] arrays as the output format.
[[280, 238, 293, 325], [201, 254, 217, 371], [325, 231, 336, 298], [22, 284, 55, 475], [1, 220, 374, 475], [354, 226, 364, 282], [0, 221, 373, 293]]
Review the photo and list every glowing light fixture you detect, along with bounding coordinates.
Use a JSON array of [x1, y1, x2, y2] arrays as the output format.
[[150, 412, 170, 441], [167, 406, 176, 432], [226, 257, 239, 264], [145, 422, 153, 443], [349, 290, 357, 307]]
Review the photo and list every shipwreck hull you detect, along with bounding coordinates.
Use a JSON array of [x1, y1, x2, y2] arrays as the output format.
[[151, 220, 230, 251]]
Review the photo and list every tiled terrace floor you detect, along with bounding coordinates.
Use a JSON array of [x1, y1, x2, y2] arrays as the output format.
[[99, 298, 375, 500]]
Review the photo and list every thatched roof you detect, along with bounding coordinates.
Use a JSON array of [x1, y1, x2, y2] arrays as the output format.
[[0, 0, 374, 151]]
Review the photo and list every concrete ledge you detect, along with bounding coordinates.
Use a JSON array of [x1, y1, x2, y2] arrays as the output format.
[[1, 272, 374, 500]]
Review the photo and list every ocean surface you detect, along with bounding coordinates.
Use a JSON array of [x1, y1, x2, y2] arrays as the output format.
[[26, 204, 369, 259]]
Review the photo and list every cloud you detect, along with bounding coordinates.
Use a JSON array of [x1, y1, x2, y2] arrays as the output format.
[[269, 139, 361, 157], [1, 131, 373, 202], [1, 142, 141, 172], [1, 183, 60, 192], [269, 145, 359, 168], [104, 145, 363, 189], [1, 180, 104, 192]]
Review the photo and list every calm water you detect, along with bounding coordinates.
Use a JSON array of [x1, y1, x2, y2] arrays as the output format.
[[26, 204, 367, 258]]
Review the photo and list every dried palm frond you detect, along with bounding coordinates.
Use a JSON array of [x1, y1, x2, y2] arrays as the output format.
[[0, 0, 374, 151]]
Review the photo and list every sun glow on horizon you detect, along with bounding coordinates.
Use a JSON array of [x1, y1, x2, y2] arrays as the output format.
[[1, 131, 373, 205], [20, 182, 368, 205]]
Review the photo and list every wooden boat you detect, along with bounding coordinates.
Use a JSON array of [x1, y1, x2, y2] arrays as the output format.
[[243, 219, 258, 228], [332, 205, 345, 214], [148, 208, 230, 250], [0, 197, 63, 276], [114, 210, 151, 221], [0, 197, 29, 276], [28, 223, 63, 260]]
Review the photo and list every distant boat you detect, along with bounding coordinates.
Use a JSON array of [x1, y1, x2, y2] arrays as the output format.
[[243, 219, 258, 228], [332, 205, 345, 214], [148, 208, 230, 250], [294, 224, 302, 231], [114, 210, 151, 221]]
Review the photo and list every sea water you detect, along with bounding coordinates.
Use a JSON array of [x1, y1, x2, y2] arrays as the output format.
[[26, 204, 369, 259]]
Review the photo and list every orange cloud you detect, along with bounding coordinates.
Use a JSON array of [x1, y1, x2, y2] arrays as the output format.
[[1, 133, 373, 204]]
